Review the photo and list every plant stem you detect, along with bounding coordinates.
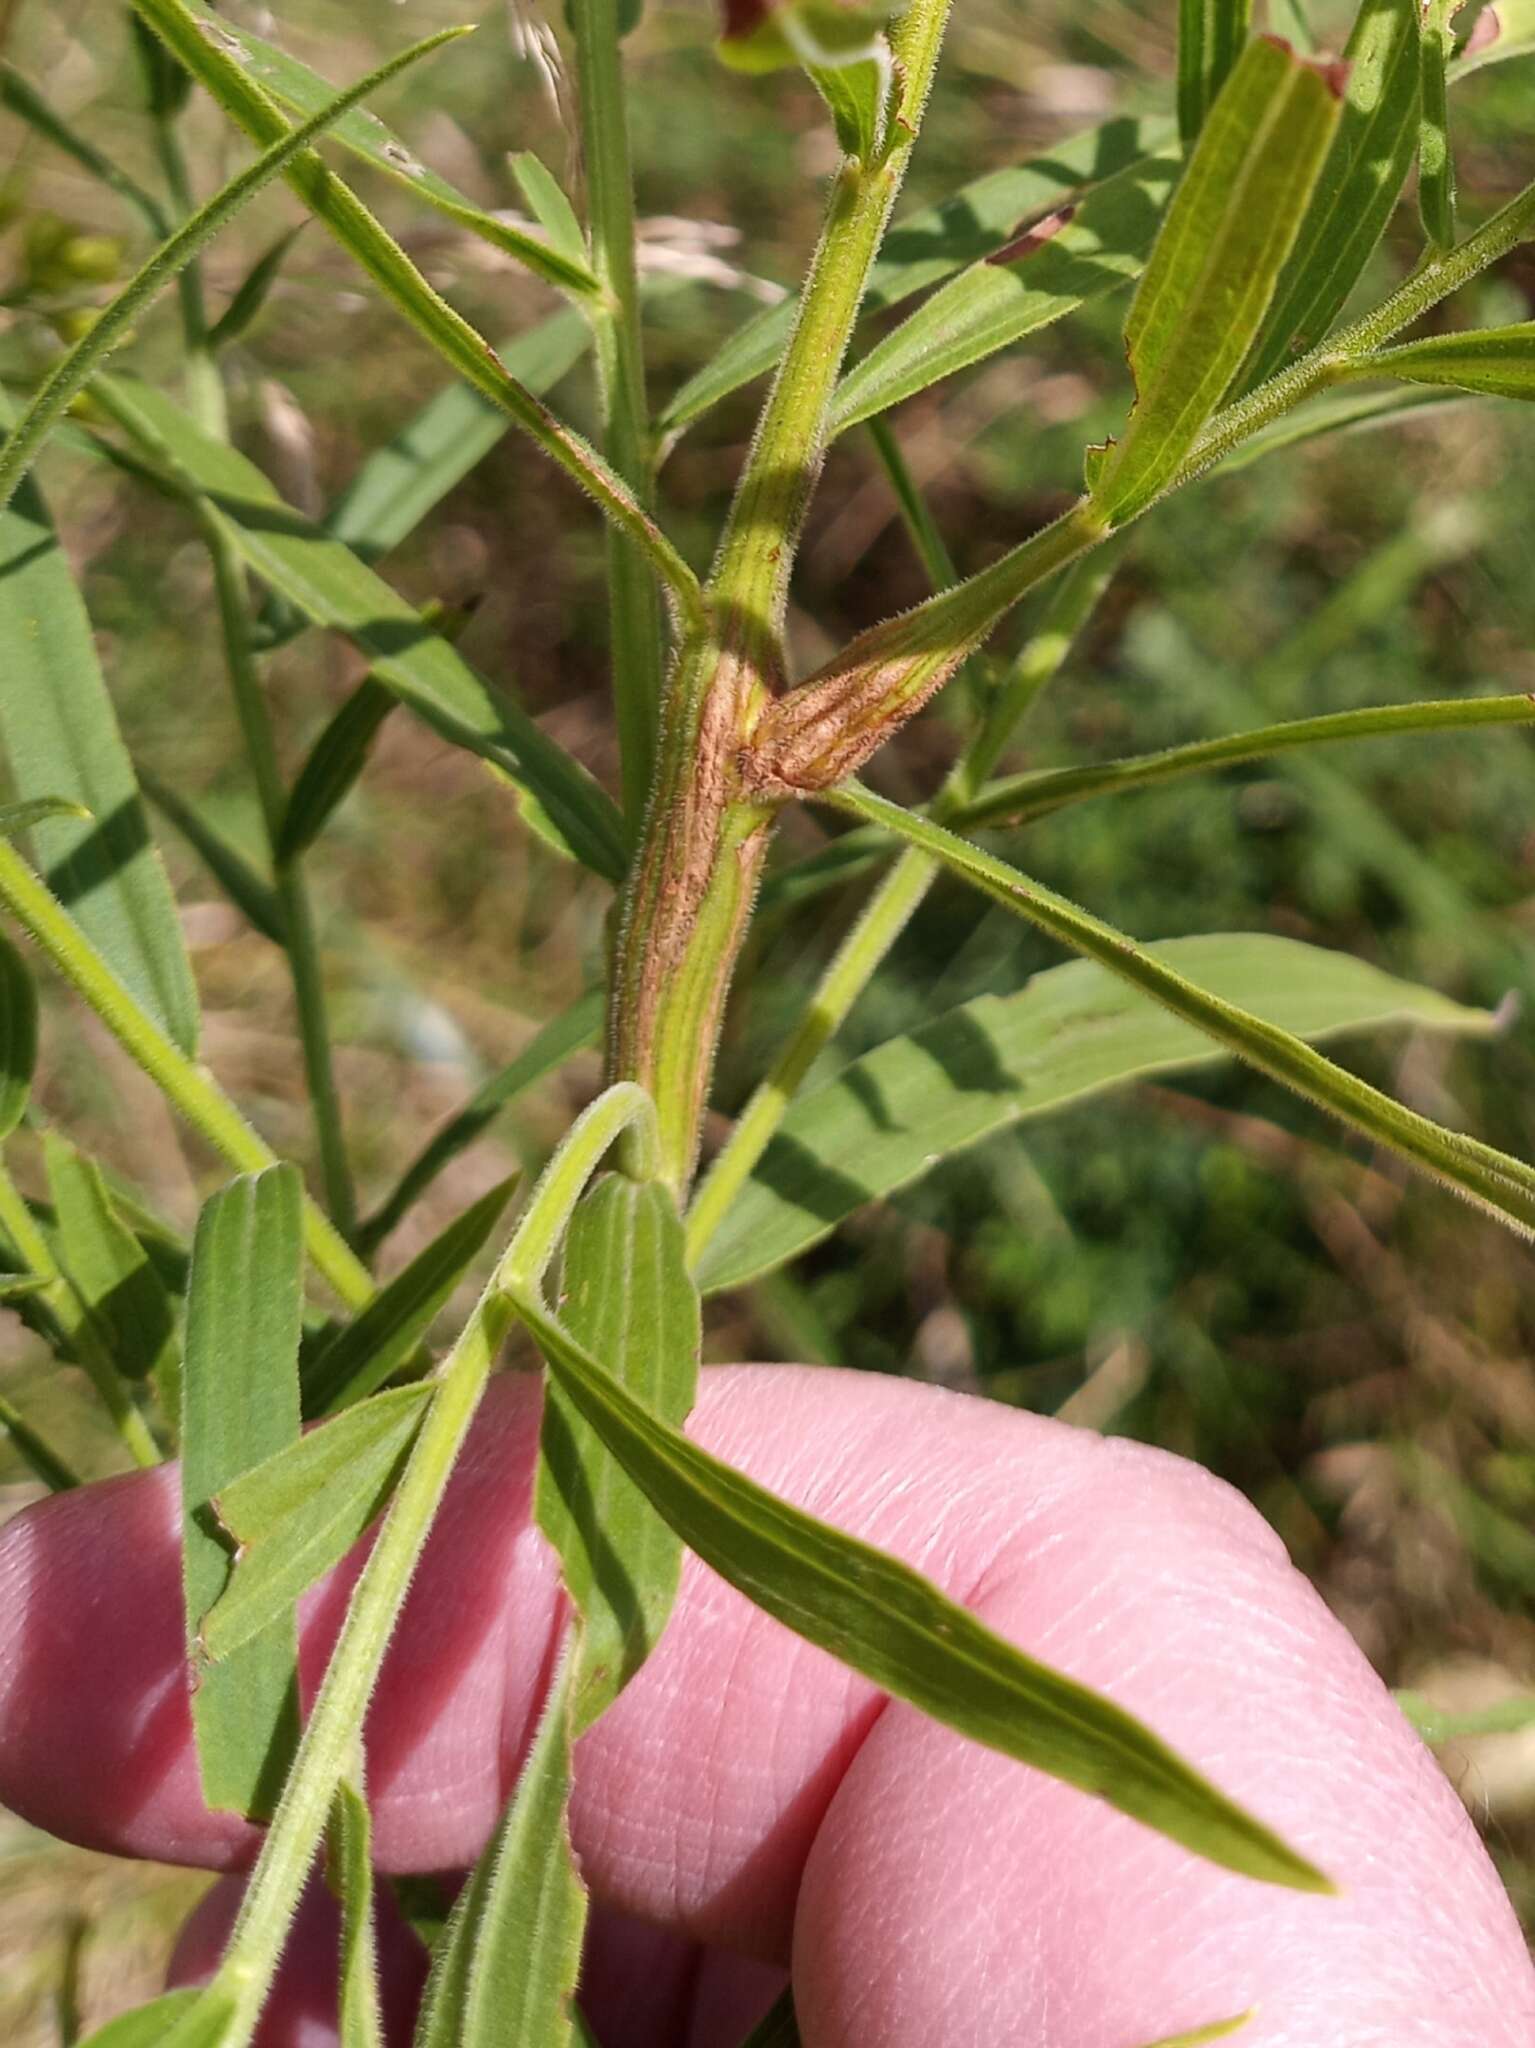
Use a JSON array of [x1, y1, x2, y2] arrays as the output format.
[[0, 1385, 81, 1491], [607, 0, 953, 1192], [0, 841, 372, 1310], [0, 1163, 159, 1466], [687, 547, 1115, 1263], [213, 1085, 658, 2045], [569, 0, 666, 832]]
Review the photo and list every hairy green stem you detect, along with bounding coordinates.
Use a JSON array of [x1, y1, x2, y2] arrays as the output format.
[[570, 0, 666, 831], [213, 1085, 658, 2044], [607, 0, 954, 1193], [0, 841, 372, 1310], [0, 1163, 159, 1466]]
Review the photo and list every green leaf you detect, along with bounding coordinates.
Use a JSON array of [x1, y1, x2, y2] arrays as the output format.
[[183, 1166, 304, 1818], [0, 932, 37, 1140], [0, 63, 168, 236], [1138, 2019, 1253, 2048], [1240, 0, 1421, 390], [510, 152, 589, 271], [1419, 0, 1457, 247], [359, 986, 605, 1256], [175, 0, 600, 298], [0, 393, 199, 1056], [93, 376, 627, 884], [734, 1989, 799, 2048], [717, 0, 898, 73], [139, 768, 286, 944], [1088, 37, 1343, 525], [537, 1174, 701, 1731], [1212, 378, 1458, 473], [829, 146, 1181, 437], [275, 679, 394, 867], [808, 54, 891, 161], [0, 797, 91, 836], [75, 1989, 236, 2048], [660, 113, 1173, 436], [207, 223, 307, 351], [331, 1777, 386, 2048], [44, 1133, 179, 1388], [515, 1290, 1331, 1893], [831, 784, 1535, 1240], [1346, 322, 1535, 399], [303, 1175, 518, 1417], [953, 692, 1535, 834], [202, 1383, 434, 1663], [695, 932, 1492, 1292], [413, 1649, 588, 2048], [0, 28, 472, 521], [1177, 0, 1254, 145]]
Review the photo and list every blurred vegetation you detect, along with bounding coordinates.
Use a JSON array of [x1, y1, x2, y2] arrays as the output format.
[[2, 0, 1535, 2032]]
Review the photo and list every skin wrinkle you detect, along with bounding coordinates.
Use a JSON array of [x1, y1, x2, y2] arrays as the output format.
[[1, 1365, 1531, 2046]]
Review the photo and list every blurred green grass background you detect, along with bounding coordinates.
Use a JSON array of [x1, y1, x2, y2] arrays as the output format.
[[2, 0, 1535, 2032]]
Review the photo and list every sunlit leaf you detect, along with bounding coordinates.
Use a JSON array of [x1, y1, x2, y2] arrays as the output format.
[[1177, 0, 1254, 145], [94, 376, 627, 883], [0, 394, 199, 1055], [44, 1133, 179, 1388], [1240, 0, 1420, 389], [359, 986, 605, 1256], [413, 1650, 587, 2048], [74, 1988, 236, 2048], [202, 1383, 434, 1663], [183, 1166, 304, 1818], [1346, 322, 1535, 399], [661, 114, 1173, 436], [511, 152, 589, 271], [694, 933, 1493, 1292], [176, 0, 600, 296], [303, 1175, 518, 1417], [516, 1290, 1331, 1892], [1088, 37, 1342, 524], [830, 146, 1180, 437], [537, 1174, 700, 1731], [1138, 2018, 1253, 2048], [831, 784, 1535, 1240]]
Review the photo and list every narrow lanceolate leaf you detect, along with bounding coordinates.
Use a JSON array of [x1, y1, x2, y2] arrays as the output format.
[[1087, 37, 1342, 525], [510, 153, 589, 271], [1419, 0, 1458, 248], [660, 114, 1172, 436], [140, 768, 287, 944], [303, 1175, 518, 1417], [1454, 0, 1535, 78], [331, 1777, 386, 2048], [207, 223, 307, 351], [0, 396, 199, 1055], [1241, 0, 1421, 390], [0, 28, 471, 519], [0, 934, 37, 1139], [75, 1988, 237, 2048], [1177, 0, 1254, 145], [1137, 2017, 1253, 2048], [694, 933, 1491, 1292], [202, 1383, 434, 1662], [829, 147, 1181, 437], [177, 0, 600, 297], [953, 693, 1535, 834], [359, 986, 605, 1256], [94, 377, 627, 883], [808, 53, 892, 161], [44, 1133, 179, 1385], [1345, 323, 1535, 400], [414, 1650, 587, 2048], [0, 797, 91, 837], [183, 1166, 304, 1818], [1213, 380, 1455, 473], [516, 1293, 1330, 1893], [831, 784, 1535, 1240], [537, 1175, 701, 1732], [276, 679, 394, 867]]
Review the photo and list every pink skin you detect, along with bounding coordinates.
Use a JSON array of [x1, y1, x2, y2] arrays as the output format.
[[1, 1365, 1531, 2044]]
